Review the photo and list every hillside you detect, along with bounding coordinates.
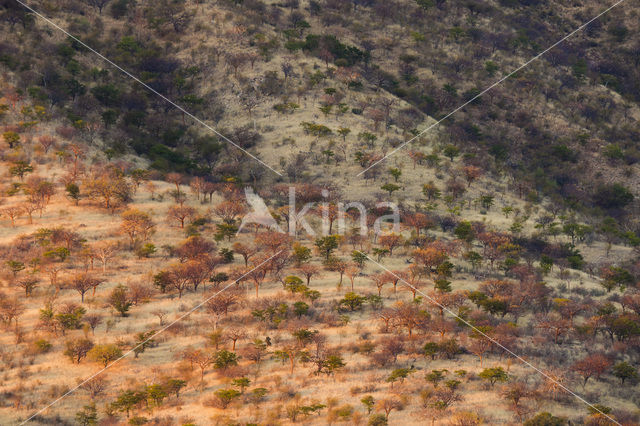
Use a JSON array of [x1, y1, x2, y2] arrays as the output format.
[[0, 0, 640, 425]]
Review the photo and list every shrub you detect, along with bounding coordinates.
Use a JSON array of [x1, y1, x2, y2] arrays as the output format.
[[593, 183, 634, 210], [33, 339, 52, 354]]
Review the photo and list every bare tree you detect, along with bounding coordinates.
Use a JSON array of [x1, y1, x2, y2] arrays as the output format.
[[152, 310, 168, 326], [1, 206, 23, 227], [84, 314, 103, 335], [92, 241, 119, 273], [167, 205, 196, 228], [225, 328, 247, 351], [69, 274, 105, 302]]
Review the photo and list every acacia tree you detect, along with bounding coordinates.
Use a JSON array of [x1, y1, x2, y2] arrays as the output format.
[[232, 242, 257, 266], [83, 167, 132, 209], [20, 202, 38, 225], [174, 235, 216, 261], [38, 135, 56, 153], [377, 397, 403, 420], [183, 348, 216, 382], [85, 0, 112, 14], [167, 205, 196, 228], [370, 272, 390, 296], [182, 259, 211, 292], [462, 165, 483, 187], [88, 344, 123, 367], [70, 274, 105, 302], [468, 326, 493, 367], [393, 302, 428, 337], [16, 276, 38, 297], [345, 264, 361, 292], [404, 212, 433, 236], [204, 288, 242, 329], [64, 338, 94, 363], [379, 233, 403, 256], [413, 245, 449, 278], [572, 353, 612, 387], [315, 203, 339, 234], [535, 313, 571, 344], [225, 327, 247, 351], [298, 263, 321, 286], [1, 206, 23, 227], [225, 52, 248, 77], [84, 314, 102, 334], [166, 263, 192, 298], [246, 256, 271, 298], [326, 258, 348, 287], [477, 232, 511, 269], [92, 241, 119, 273], [275, 341, 304, 375], [108, 285, 133, 316], [189, 177, 206, 200], [80, 376, 108, 399], [120, 209, 155, 247]]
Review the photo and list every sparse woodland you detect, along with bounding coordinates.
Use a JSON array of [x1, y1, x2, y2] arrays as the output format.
[[0, 0, 640, 425]]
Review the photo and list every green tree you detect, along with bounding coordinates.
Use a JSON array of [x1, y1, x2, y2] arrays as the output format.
[[3, 131, 20, 149], [479, 367, 509, 387], [337, 127, 351, 142], [600, 266, 633, 292], [479, 195, 494, 211], [315, 235, 340, 260], [65, 183, 81, 205], [599, 217, 620, 257], [232, 377, 251, 393], [293, 243, 312, 265], [361, 395, 375, 414], [425, 369, 447, 388], [523, 412, 567, 426], [6, 260, 25, 277], [443, 144, 460, 161], [389, 168, 402, 182], [454, 221, 474, 242], [386, 368, 414, 388], [215, 223, 238, 241], [133, 330, 156, 358], [111, 390, 146, 418], [283, 275, 306, 293], [422, 181, 441, 200], [293, 301, 309, 317], [89, 344, 123, 367], [108, 284, 132, 316], [368, 414, 388, 426], [64, 338, 94, 363], [55, 305, 86, 333], [593, 183, 634, 210], [323, 355, 345, 375], [462, 251, 482, 271], [381, 183, 401, 196], [75, 403, 98, 425], [164, 379, 186, 398], [612, 361, 637, 385], [351, 251, 367, 267], [9, 161, 33, 180], [214, 388, 241, 409], [340, 292, 365, 311], [213, 350, 238, 370], [145, 384, 167, 407], [423, 342, 439, 360]]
